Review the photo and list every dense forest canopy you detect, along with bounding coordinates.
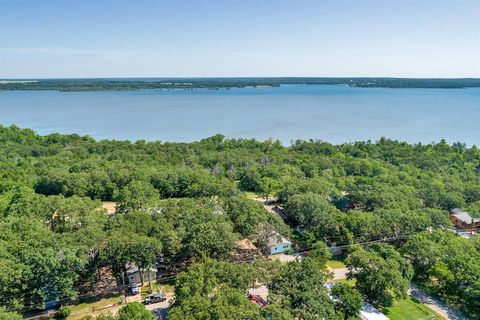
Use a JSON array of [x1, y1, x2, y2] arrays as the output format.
[[1, 77, 480, 91], [1, 125, 479, 318]]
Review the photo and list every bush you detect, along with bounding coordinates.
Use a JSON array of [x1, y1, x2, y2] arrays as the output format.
[[117, 302, 155, 320], [0, 307, 22, 320], [56, 306, 71, 319]]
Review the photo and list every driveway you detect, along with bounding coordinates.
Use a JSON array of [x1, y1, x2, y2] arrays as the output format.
[[409, 285, 468, 320], [269, 253, 300, 262], [331, 267, 348, 280], [144, 292, 174, 320]]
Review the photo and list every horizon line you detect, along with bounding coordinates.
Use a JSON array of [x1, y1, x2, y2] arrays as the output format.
[[2, 76, 480, 80]]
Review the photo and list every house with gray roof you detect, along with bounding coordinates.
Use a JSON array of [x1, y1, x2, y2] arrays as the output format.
[[266, 232, 292, 255], [450, 208, 480, 231]]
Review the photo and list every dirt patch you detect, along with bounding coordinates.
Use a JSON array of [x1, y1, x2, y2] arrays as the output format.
[[101, 202, 117, 215]]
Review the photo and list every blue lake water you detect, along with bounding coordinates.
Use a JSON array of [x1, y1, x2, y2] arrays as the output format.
[[0, 85, 479, 145]]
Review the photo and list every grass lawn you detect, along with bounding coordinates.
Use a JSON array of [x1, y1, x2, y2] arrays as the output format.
[[384, 297, 446, 320], [140, 279, 175, 296], [69, 296, 121, 313], [140, 280, 161, 296], [332, 278, 356, 286], [160, 278, 176, 293], [67, 296, 122, 319], [244, 191, 260, 199], [327, 257, 347, 269]]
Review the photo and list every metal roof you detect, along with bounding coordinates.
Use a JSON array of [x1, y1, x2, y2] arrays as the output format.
[[451, 208, 474, 224], [267, 232, 292, 247]]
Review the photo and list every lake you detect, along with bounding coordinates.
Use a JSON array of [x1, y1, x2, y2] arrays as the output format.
[[0, 85, 479, 145]]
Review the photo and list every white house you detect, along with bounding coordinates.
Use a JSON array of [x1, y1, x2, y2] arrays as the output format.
[[266, 232, 292, 255]]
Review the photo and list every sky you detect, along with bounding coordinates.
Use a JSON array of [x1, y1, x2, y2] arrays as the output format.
[[0, 0, 479, 78]]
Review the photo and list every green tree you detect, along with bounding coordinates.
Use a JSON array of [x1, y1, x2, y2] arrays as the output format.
[[346, 245, 411, 307], [331, 283, 363, 319], [223, 196, 271, 237], [258, 176, 279, 201], [285, 193, 342, 240], [0, 307, 22, 320], [182, 216, 237, 260], [269, 258, 335, 319], [117, 302, 155, 320], [170, 260, 265, 320], [116, 180, 159, 212], [401, 232, 443, 278]]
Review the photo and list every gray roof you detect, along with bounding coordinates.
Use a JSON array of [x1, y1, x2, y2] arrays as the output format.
[[451, 208, 473, 224], [267, 232, 292, 247], [360, 302, 389, 320]]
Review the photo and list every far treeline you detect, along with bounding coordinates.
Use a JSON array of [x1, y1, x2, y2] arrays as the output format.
[[1, 77, 480, 91], [0, 125, 479, 319]]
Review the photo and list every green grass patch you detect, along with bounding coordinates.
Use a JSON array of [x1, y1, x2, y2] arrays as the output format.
[[140, 280, 162, 296], [139, 279, 175, 296], [159, 278, 176, 293], [244, 192, 260, 199], [327, 257, 347, 269], [68, 296, 121, 313], [384, 297, 446, 320], [332, 278, 356, 286]]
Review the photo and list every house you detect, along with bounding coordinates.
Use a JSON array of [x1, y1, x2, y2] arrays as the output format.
[[266, 232, 292, 255], [449, 208, 480, 231], [126, 263, 158, 285]]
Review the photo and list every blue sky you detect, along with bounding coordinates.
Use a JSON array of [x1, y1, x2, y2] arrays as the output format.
[[1, 0, 479, 78]]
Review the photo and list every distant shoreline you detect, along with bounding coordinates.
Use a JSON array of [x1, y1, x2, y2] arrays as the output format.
[[1, 77, 479, 91]]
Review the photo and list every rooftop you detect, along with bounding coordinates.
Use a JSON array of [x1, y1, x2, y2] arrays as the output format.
[[451, 208, 474, 224], [267, 232, 292, 247], [360, 301, 389, 320]]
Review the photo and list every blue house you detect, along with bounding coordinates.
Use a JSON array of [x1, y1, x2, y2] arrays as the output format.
[[267, 232, 292, 255]]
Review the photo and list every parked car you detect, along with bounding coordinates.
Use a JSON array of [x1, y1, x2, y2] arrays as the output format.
[[142, 293, 167, 305], [130, 284, 140, 295]]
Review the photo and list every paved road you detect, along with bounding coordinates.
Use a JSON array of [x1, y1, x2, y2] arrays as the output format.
[[409, 285, 469, 320], [332, 267, 348, 280], [269, 253, 298, 262]]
